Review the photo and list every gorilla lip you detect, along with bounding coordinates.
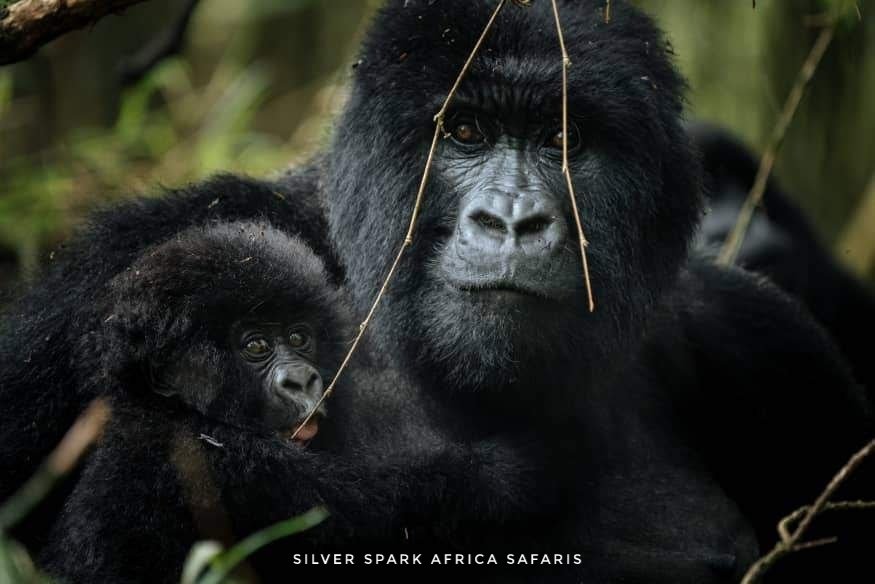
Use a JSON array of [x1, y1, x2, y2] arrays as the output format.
[[456, 281, 550, 301], [287, 412, 323, 443], [292, 417, 319, 442]]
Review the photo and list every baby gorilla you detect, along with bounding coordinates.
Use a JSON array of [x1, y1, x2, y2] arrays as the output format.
[[106, 221, 337, 442], [37, 222, 375, 583]]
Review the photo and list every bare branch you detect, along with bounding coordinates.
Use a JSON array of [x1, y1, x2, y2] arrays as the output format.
[[778, 500, 875, 543], [551, 0, 595, 312], [741, 438, 875, 583], [717, 25, 835, 265], [291, 0, 509, 439], [0, 0, 150, 66]]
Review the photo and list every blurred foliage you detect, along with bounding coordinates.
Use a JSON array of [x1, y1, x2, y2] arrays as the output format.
[[0, 532, 50, 584], [0, 0, 872, 293], [0, 506, 328, 584], [0, 0, 379, 287], [181, 506, 328, 584], [640, 0, 874, 278]]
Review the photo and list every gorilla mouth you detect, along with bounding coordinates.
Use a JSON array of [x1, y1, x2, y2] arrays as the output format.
[[455, 280, 551, 301], [282, 412, 324, 444], [292, 417, 319, 442]]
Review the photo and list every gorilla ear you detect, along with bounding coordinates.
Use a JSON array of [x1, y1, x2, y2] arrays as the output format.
[[148, 364, 179, 398]]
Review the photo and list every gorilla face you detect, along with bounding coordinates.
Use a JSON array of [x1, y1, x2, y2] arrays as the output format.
[[228, 318, 325, 437], [436, 109, 582, 301], [328, 0, 701, 392], [152, 312, 327, 442], [103, 222, 345, 441]]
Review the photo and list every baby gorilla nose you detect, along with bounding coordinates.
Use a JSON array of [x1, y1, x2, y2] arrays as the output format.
[[274, 364, 323, 398], [460, 193, 564, 255]]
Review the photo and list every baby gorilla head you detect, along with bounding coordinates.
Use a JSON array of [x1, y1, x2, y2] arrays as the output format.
[[97, 221, 347, 443], [227, 316, 324, 439]]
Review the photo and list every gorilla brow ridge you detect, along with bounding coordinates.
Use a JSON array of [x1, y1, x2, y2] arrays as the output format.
[[292, 0, 511, 439]]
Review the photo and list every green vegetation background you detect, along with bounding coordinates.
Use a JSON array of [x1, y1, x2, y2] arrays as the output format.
[[0, 0, 873, 294]]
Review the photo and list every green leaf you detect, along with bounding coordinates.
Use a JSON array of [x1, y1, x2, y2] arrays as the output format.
[[193, 506, 329, 584], [181, 541, 225, 584], [0, 533, 50, 584]]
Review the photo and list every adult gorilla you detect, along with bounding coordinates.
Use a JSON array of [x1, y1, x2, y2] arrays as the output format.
[[0, 1, 872, 582], [325, 0, 873, 581]]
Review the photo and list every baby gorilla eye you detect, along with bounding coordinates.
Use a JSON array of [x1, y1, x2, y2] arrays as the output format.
[[288, 330, 311, 350], [243, 338, 271, 359], [450, 121, 485, 145]]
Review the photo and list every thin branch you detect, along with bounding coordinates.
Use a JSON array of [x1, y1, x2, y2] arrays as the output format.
[[0, 399, 110, 531], [718, 25, 835, 265], [0, 0, 151, 66], [118, 0, 200, 87], [778, 499, 875, 543], [740, 438, 875, 584], [550, 0, 595, 312], [292, 0, 509, 439], [784, 440, 874, 545]]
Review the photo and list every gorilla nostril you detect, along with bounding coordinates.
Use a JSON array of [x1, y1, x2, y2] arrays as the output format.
[[276, 367, 322, 398], [471, 210, 508, 234], [278, 374, 303, 393], [306, 371, 322, 393], [515, 214, 552, 236]]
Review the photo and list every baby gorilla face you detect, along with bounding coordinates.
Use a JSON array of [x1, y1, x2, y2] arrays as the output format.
[[105, 221, 344, 445], [151, 313, 329, 444], [231, 319, 325, 441]]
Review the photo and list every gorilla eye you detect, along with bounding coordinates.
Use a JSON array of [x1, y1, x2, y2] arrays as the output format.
[[288, 330, 311, 350], [243, 338, 271, 359], [547, 123, 581, 152], [450, 122, 485, 146]]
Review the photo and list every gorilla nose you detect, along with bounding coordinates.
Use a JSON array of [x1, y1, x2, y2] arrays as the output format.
[[460, 194, 564, 255], [275, 365, 322, 397]]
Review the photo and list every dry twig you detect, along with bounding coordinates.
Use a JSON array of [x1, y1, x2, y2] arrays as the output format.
[[740, 438, 875, 583], [0, 0, 152, 65], [551, 0, 596, 312], [717, 25, 835, 265], [292, 0, 510, 439]]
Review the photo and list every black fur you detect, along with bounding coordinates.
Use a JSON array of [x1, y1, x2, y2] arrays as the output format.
[[35, 223, 387, 583], [691, 122, 875, 395], [1, 1, 872, 582], [1, 175, 543, 582], [330, 0, 699, 396], [0, 170, 334, 505], [322, 1, 873, 581]]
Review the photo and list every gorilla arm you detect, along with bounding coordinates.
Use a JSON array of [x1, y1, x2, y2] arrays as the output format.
[[676, 260, 873, 533], [320, 366, 565, 542]]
